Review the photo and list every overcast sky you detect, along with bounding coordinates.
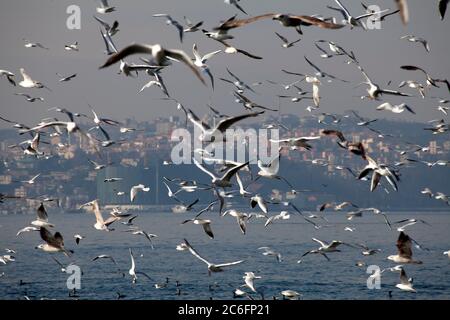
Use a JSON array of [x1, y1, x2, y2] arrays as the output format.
[[0, 0, 449, 129]]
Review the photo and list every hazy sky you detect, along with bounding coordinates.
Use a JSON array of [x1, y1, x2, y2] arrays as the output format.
[[0, 0, 449, 129]]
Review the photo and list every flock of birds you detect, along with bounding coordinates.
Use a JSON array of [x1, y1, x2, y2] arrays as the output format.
[[1, 0, 450, 300]]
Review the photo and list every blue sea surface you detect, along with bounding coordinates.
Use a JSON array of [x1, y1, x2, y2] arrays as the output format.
[[0, 211, 449, 300]]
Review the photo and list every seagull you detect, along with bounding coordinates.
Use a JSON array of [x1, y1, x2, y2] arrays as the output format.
[[99, 44, 205, 85], [16, 226, 39, 236], [394, 219, 430, 232], [250, 195, 268, 214], [194, 158, 249, 188], [225, 0, 248, 15], [387, 231, 422, 264], [192, 44, 221, 89], [221, 68, 257, 94], [14, 93, 44, 102], [31, 203, 54, 228], [128, 248, 152, 283], [123, 228, 158, 249], [358, 156, 399, 192], [355, 244, 381, 256], [56, 73, 77, 82], [265, 211, 291, 228], [130, 184, 150, 202], [274, 32, 301, 48], [120, 215, 138, 226], [396, 267, 416, 292], [270, 135, 320, 151], [401, 35, 430, 52], [18, 68, 51, 90], [187, 108, 263, 142], [180, 239, 244, 275], [243, 272, 261, 292], [23, 39, 49, 50], [36, 227, 72, 256], [327, 0, 388, 29], [212, 39, 263, 60], [162, 181, 183, 203], [281, 290, 301, 300], [104, 177, 123, 182], [222, 210, 249, 234], [234, 92, 278, 111], [79, 199, 118, 231], [256, 152, 295, 189], [183, 16, 203, 33], [64, 41, 79, 51], [21, 173, 41, 185], [88, 159, 109, 170], [400, 65, 450, 90], [351, 111, 378, 126], [258, 247, 282, 262], [181, 219, 214, 239], [272, 14, 345, 34], [74, 234, 84, 245], [96, 0, 115, 14], [444, 250, 450, 258], [357, 66, 410, 100], [0, 69, 16, 86], [420, 188, 434, 198], [94, 16, 119, 38], [437, 105, 449, 115], [153, 14, 184, 43], [376, 102, 415, 114], [303, 56, 349, 83], [299, 238, 353, 263]]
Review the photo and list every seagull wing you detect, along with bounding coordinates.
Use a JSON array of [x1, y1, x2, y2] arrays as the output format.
[[183, 239, 211, 266], [215, 260, 244, 268], [215, 111, 264, 133], [193, 158, 217, 180], [165, 49, 206, 85]]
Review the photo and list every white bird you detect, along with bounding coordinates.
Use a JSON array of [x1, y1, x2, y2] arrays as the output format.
[[224, 0, 248, 15], [35, 227, 72, 256], [258, 247, 282, 262], [396, 268, 416, 292], [21, 173, 41, 185], [281, 290, 301, 300], [23, 39, 49, 50], [420, 188, 434, 197], [437, 105, 449, 115], [14, 92, 44, 102], [100, 43, 205, 85], [275, 32, 301, 48], [357, 66, 410, 100], [18, 68, 50, 90], [188, 108, 263, 142], [387, 232, 422, 264], [180, 239, 244, 275], [376, 102, 415, 114], [56, 73, 77, 82], [193, 158, 249, 188], [16, 226, 39, 236], [243, 272, 261, 292], [123, 228, 158, 249], [74, 234, 84, 245], [444, 250, 450, 258], [250, 195, 268, 214], [96, 0, 115, 14], [0, 69, 16, 86], [222, 210, 249, 234], [181, 218, 214, 239], [64, 41, 79, 51], [31, 203, 54, 228], [265, 211, 291, 228], [192, 44, 221, 89], [130, 184, 150, 202], [327, 0, 388, 29], [153, 14, 184, 43], [401, 35, 430, 52], [79, 199, 118, 231], [270, 136, 320, 151]]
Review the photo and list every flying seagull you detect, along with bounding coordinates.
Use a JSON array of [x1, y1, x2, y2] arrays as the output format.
[[387, 231, 423, 264], [180, 239, 244, 275], [100, 44, 205, 85], [153, 14, 184, 43], [36, 227, 72, 256]]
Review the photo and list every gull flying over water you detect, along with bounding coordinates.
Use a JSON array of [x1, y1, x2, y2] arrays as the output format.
[[400, 35, 430, 53], [376, 102, 415, 114], [387, 231, 422, 264], [36, 227, 72, 257], [130, 184, 150, 202], [18, 68, 51, 91], [327, 0, 388, 29], [181, 218, 214, 239], [80, 199, 118, 231], [192, 44, 221, 89], [275, 32, 301, 49], [31, 202, 54, 228], [14, 93, 44, 103], [181, 239, 244, 275], [396, 267, 416, 292], [194, 158, 249, 188]]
